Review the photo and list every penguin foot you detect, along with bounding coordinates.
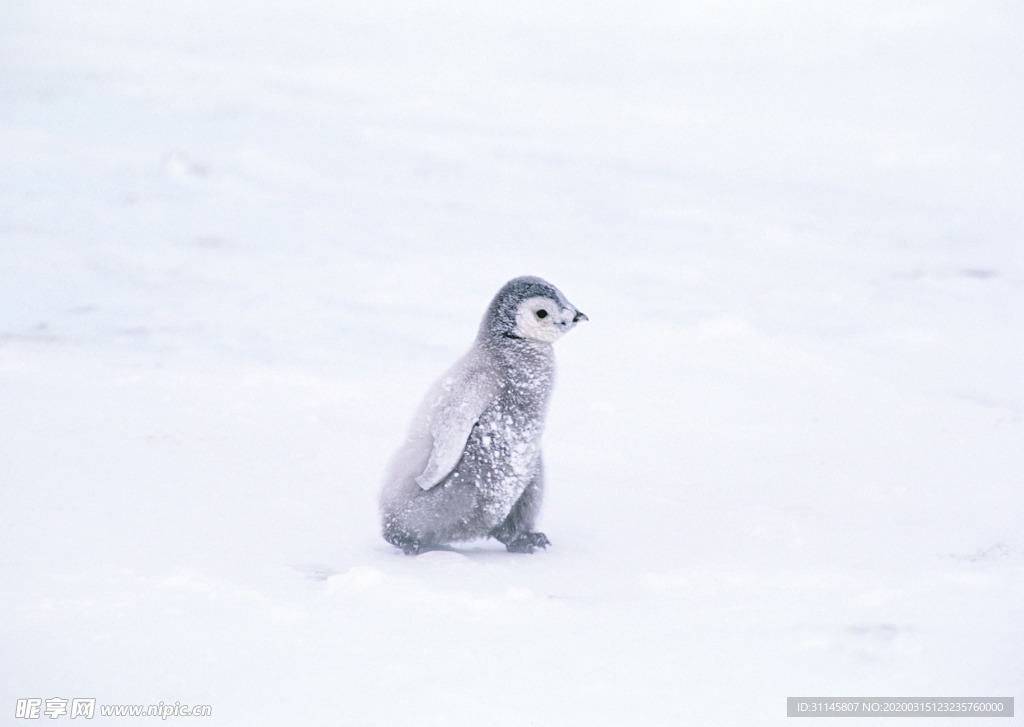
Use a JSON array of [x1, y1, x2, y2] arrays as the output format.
[[504, 531, 550, 553], [384, 531, 424, 555], [400, 540, 422, 555]]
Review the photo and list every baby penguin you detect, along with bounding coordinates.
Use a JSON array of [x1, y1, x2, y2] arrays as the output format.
[[380, 276, 587, 554]]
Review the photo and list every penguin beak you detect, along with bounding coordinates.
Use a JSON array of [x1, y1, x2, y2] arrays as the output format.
[[573, 310, 588, 323]]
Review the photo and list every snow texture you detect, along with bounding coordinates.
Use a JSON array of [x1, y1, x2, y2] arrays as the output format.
[[2, 1, 1023, 725]]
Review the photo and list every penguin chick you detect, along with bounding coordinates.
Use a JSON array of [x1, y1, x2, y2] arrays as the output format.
[[380, 276, 587, 555]]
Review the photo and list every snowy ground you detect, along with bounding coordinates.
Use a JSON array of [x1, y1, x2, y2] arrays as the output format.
[[2, 1, 1022, 724]]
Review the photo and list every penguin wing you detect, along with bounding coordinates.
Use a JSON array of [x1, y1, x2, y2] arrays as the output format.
[[414, 367, 495, 491]]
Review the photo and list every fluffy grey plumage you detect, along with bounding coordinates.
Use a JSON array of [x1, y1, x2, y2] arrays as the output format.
[[380, 276, 587, 554]]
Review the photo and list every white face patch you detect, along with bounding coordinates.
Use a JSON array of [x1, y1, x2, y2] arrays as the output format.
[[513, 296, 571, 343]]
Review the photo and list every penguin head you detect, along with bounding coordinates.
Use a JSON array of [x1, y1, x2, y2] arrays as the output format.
[[481, 276, 588, 344]]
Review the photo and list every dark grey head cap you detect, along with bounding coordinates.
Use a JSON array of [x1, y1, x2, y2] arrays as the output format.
[[478, 275, 587, 341]]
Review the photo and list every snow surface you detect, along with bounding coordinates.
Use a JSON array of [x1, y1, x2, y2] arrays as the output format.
[[2, 1, 1022, 724]]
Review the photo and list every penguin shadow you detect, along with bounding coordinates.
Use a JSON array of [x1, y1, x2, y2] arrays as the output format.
[[411, 542, 535, 561], [290, 539, 545, 581], [392, 535, 554, 559]]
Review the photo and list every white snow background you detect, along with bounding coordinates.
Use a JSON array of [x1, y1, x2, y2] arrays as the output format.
[[2, 1, 1022, 724]]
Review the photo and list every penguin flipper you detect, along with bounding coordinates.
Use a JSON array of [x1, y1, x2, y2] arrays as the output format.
[[414, 369, 495, 490]]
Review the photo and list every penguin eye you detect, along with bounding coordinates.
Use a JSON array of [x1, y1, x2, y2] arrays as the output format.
[[535, 309, 548, 319]]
